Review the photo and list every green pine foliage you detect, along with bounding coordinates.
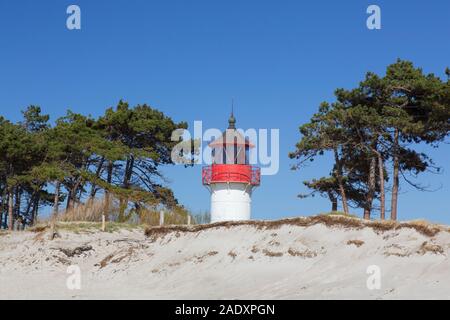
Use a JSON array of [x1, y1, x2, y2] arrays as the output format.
[[290, 60, 450, 221], [0, 102, 192, 229]]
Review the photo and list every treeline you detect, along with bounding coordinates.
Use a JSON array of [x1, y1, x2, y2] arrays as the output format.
[[291, 60, 450, 220], [0, 100, 190, 230]]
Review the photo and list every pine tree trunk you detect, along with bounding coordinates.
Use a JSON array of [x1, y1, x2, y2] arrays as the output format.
[[72, 178, 83, 208], [378, 153, 386, 220], [391, 129, 400, 221], [29, 194, 37, 226], [328, 191, 338, 212], [119, 156, 134, 222], [8, 190, 14, 230], [53, 181, 60, 218], [2, 189, 7, 228], [24, 190, 37, 224], [364, 156, 377, 220], [89, 157, 105, 203], [66, 189, 72, 210], [0, 192, 4, 229], [2, 194, 7, 229], [33, 196, 39, 224], [103, 161, 113, 218], [14, 188, 21, 218], [333, 148, 349, 215], [0, 197, 3, 229], [75, 186, 83, 207]]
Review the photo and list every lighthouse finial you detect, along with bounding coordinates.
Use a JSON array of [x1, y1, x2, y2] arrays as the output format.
[[231, 99, 234, 117], [228, 99, 236, 129]]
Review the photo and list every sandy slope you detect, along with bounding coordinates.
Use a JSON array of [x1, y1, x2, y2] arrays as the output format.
[[0, 217, 449, 300]]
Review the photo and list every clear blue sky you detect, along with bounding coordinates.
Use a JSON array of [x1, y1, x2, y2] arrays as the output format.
[[0, 1, 449, 223]]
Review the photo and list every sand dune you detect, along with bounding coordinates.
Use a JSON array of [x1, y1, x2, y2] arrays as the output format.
[[0, 215, 449, 300]]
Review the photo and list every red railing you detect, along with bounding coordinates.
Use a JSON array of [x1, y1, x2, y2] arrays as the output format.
[[202, 164, 261, 186]]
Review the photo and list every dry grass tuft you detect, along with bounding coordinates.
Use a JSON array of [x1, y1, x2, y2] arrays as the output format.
[[144, 214, 446, 242], [58, 200, 110, 222], [371, 220, 441, 237], [228, 251, 237, 259], [146, 228, 171, 243], [31, 221, 144, 235], [383, 244, 411, 257], [194, 251, 219, 263], [251, 246, 260, 253], [417, 241, 444, 255], [110, 248, 135, 264], [347, 240, 365, 247], [369, 220, 397, 233], [45, 198, 191, 228], [287, 248, 317, 258], [98, 254, 114, 269], [401, 221, 441, 237], [268, 240, 281, 246], [263, 249, 284, 257], [384, 251, 411, 258], [28, 225, 50, 233], [58, 245, 93, 257]]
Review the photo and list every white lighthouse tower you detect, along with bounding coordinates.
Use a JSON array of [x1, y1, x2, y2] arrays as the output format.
[[202, 112, 261, 222]]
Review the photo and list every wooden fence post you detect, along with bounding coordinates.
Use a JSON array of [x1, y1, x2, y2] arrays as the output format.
[[101, 214, 106, 232], [159, 210, 164, 226]]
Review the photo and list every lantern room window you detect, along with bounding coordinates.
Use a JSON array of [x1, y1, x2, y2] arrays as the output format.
[[210, 132, 252, 165]]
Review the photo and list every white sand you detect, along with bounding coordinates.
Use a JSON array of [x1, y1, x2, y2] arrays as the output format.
[[0, 218, 449, 300]]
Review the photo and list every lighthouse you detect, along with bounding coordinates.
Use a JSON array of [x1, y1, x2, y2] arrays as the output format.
[[202, 112, 261, 222]]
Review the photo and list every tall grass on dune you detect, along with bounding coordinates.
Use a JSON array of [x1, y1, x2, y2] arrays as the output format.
[[45, 198, 195, 227]]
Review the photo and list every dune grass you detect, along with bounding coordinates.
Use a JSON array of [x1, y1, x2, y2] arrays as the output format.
[[27, 198, 193, 234], [29, 221, 145, 234], [144, 213, 446, 242]]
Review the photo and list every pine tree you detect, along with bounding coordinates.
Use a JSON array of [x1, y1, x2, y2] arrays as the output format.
[[291, 60, 449, 220]]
